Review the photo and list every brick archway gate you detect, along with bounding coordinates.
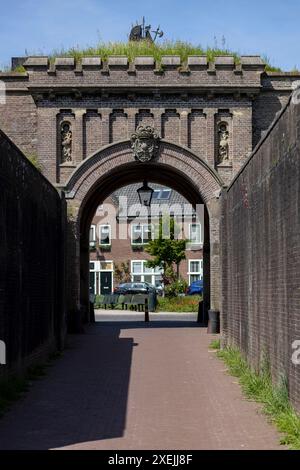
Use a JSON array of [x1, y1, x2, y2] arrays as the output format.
[[64, 139, 224, 330]]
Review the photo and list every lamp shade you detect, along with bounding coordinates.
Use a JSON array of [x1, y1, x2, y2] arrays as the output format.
[[137, 180, 154, 207]]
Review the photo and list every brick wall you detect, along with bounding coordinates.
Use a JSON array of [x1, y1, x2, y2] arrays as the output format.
[[0, 90, 37, 158], [221, 96, 300, 411], [33, 96, 254, 187], [83, 111, 102, 159], [0, 128, 65, 378]]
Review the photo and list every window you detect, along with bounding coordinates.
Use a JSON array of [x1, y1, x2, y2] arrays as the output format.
[[132, 225, 142, 244], [189, 223, 201, 244], [152, 188, 172, 200], [89, 225, 96, 246], [131, 224, 152, 245], [160, 189, 171, 200], [99, 224, 111, 245], [100, 261, 113, 271], [143, 225, 151, 243], [132, 261, 142, 273], [190, 260, 200, 273], [131, 260, 163, 287], [188, 259, 203, 284], [95, 204, 104, 215]]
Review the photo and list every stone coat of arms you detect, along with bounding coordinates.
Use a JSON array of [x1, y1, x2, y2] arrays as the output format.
[[131, 125, 160, 162]]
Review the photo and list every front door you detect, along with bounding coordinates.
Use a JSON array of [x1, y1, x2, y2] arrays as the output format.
[[89, 271, 95, 295], [100, 271, 112, 295]]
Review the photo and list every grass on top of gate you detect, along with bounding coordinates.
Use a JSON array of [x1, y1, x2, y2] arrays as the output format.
[[9, 40, 284, 72]]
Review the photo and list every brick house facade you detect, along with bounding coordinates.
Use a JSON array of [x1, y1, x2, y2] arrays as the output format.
[[89, 183, 204, 295]]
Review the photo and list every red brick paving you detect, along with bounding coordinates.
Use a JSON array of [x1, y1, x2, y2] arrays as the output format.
[[0, 323, 284, 450]]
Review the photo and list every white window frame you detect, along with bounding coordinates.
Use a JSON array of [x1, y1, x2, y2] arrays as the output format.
[[189, 223, 202, 245], [89, 260, 100, 294], [152, 188, 172, 200], [131, 223, 152, 245], [131, 260, 143, 274], [188, 259, 203, 284], [130, 260, 163, 287], [89, 224, 96, 246], [99, 224, 111, 246]]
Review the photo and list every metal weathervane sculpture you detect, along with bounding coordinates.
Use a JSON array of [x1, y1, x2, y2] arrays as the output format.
[[129, 17, 164, 42]]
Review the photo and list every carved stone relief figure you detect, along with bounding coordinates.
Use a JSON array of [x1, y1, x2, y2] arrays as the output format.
[[61, 122, 72, 163], [131, 125, 160, 162], [218, 122, 229, 164]]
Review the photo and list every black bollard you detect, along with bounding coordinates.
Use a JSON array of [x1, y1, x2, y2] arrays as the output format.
[[197, 300, 204, 323], [145, 297, 149, 322]]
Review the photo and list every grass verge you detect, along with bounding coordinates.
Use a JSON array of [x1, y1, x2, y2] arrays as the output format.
[[0, 351, 63, 417], [157, 295, 202, 312], [210, 341, 300, 449], [94, 294, 202, 312]]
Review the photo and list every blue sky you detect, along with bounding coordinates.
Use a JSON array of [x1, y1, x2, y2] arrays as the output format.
[[0, 0, 299, 70]]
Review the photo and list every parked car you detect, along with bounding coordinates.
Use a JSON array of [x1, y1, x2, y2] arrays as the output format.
[[186, 279, 203, 295], [114, 282, 157, 295], [155, 284, 164, 296]]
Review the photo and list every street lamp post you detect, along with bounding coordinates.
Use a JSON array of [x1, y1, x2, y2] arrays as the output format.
[[137, 180, 153, 322]]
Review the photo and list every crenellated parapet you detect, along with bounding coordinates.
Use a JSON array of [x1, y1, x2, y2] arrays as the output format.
[[2, 54, 300, 98], [22, 54, 265, 72], [16, 55, 266, 97]]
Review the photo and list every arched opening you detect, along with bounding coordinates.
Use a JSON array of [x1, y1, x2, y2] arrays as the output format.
[[64, 140, 223, 331], [80, 166, 210, 324]]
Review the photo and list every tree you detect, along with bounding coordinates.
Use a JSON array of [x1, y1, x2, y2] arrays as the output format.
[[145, 216, 186, 283], [114, 260, 131, 284]]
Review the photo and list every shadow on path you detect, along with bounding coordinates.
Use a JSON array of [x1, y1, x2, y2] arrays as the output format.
[[0, 325, 135, 449]]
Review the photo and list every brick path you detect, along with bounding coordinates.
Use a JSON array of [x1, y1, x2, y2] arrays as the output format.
[[0, 322, 283, 450]]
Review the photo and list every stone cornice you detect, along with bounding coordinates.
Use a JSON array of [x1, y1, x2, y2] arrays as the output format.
[[27, 84, 262, 99]]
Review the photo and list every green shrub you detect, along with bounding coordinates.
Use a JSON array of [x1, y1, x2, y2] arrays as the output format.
[[209, 339, 221, 350], [10, 65, 26, 73], [157, 295, 201, 312], [94, 294, 102, 308], [25, 153, 41, 171], [165, 279, 188, 297]]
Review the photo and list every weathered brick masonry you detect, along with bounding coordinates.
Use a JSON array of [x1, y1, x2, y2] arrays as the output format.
[[221, 97, 300, 411], [0, 54, 299, 337], [0, 56, 298, 188], [0, 129, 65, 378]]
